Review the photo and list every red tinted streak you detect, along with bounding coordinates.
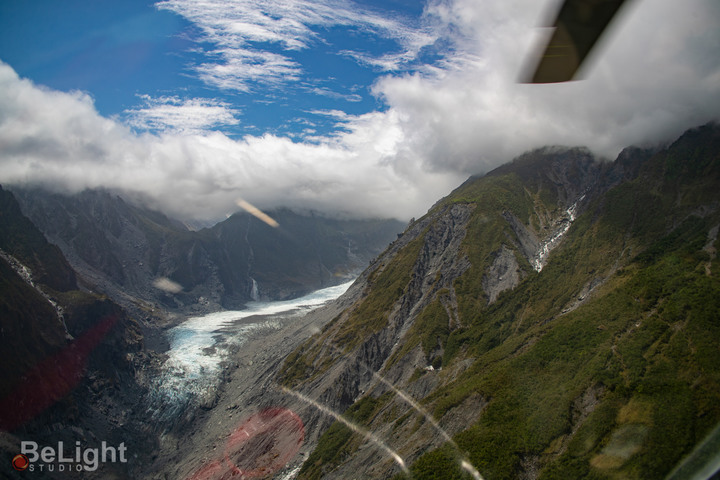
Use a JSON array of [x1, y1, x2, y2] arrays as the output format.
[[0, 315, 118, 431], [187, 407, 305, 480], [185, 460, 226, 480]]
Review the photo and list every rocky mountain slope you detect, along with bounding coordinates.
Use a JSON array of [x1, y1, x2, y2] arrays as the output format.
[[277, 123, 720, 479], [0, 184, 404, 479], [0, 186, 155, 479], [11, 189, 404, 312]]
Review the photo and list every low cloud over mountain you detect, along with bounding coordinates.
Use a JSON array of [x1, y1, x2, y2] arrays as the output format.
[[0, 0, 718, 222]]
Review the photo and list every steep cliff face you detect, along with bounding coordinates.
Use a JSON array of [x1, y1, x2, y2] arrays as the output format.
[[0, 186, 77, 293], [278, 124, 720, 480], [0, 188, 153, 479], [12, 189, 404, 311]]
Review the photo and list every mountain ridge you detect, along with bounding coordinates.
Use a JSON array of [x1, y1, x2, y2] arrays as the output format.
[[1, 124, 717, 480], [276, 123, 720, 480], [10, 188, 405, 313]]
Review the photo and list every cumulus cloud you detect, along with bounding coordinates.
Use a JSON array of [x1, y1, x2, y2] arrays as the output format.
[[0, 61, 460, 221], [0, 0, 718, 224], [370, 0, 720, 174]]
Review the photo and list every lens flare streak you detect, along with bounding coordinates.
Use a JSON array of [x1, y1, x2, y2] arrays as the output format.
[[321, 342, 485, 480], [280, 386, 409, 476], [365, 369, 485, 480], [236, 199, 279, 228]]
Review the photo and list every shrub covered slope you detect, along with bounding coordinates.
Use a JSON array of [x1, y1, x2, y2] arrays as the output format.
[[280, 124, 720, 480]]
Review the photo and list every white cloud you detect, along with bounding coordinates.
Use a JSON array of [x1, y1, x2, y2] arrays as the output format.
[[155, 0, 436, 90], [307, 109, 352, 121], [195, 47, 303, 91], [368, 0, 720, 173], [124, 95, 240, 134], [0, 61, 460, 221], [310, 87, 363, 103], [0, 0, 718, 224]]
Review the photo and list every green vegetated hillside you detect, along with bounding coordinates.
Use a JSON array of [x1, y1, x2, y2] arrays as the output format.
[[280, 124, 720, 479]]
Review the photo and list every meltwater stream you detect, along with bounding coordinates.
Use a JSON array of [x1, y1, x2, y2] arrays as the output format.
[[149, 281, 353, 421]]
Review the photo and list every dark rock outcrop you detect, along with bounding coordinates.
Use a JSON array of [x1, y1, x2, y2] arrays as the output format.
[[0, 188, 154, 479]]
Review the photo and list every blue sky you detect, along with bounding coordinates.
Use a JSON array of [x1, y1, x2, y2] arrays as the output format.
[[0, 2, 190, 115], [0, 0, 719, 221], [0, 0, 432, 139]]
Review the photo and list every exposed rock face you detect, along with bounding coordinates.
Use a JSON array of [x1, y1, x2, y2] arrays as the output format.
[[483, 244, 522, 303], [281, 207, 521, 472], [502, 211, 541, 264], [279, 201, 475, 415]]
